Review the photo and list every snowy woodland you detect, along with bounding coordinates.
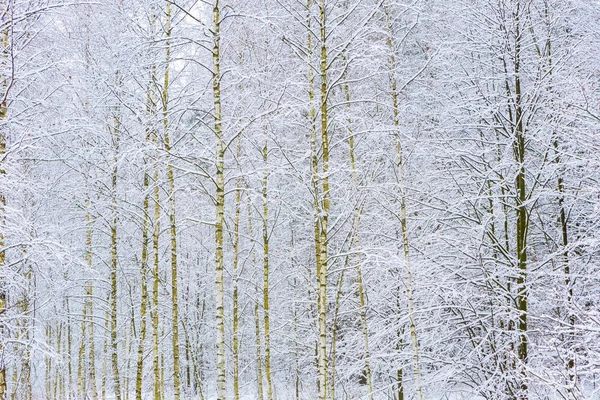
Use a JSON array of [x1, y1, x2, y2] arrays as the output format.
[[1, 0, 600, 399]]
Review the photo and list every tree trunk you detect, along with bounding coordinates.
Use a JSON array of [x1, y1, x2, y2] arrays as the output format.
[[135, 71, 155, 399], [0, 9, 9, 399], [512, 4, 528, 397], [344, 53, 374, 400], [248, 195, 265, 400], [317, 2, 331, 399], [262, 139, 274, 400], [212, 2, 227, 398], [383, 2, 423, 399], [306, 2, 323, 391], [110, 105, 122, 400], [232, 140, 242, 400], [162, 4, 182, 398], [330, 268, 345, 400]]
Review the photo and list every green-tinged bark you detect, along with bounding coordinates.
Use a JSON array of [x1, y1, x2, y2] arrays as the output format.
[[162, 4, 182, 398], [78, 206, 94, 398], [101, 302, 110, 400], [151, 142, 162, 400], [0, 10, 8, 399], [212, 2, 227, 398], [135, 75, 154, 400], [232, 140, 242, 400], [330, 269, 344, 400], [317, 2, 331, 399], [247, 195, 265, 400], [261, 139, 274, 400], [109, 101, 122, 400]]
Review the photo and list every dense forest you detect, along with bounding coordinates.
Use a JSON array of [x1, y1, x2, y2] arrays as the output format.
[[1, 0, 600, 399]]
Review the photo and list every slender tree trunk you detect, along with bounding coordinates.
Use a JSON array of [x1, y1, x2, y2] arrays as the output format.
[[101, 303, 110, 400], [291, 272, 301, 400], [19, 278, 31, 400], [135, 77, 154, 400], [248, 196, 265, 400], [161, 4, 182, 398], [151, 150, 161, 400], [343, 52, 374, 400], [0, 8, 9, 398], [134, 186, 149, 400], [124, 316, 134, 400], [383, 3, 423, 399], [77, 207, 94, 399], [212, 2, 227, 398], [555, 95, 575, 393], [306, 1, 324, 390], [512, 4, 528, 397], [109, 104, 122, 400], [9, 263, 31, 400], [58, 312, 65, 399], [317, 2, 331, 398], [183, 318, 205, 400], [46, 326, 52, 400], [543, 15, 575, 389], [330, 268, 345, 400], [67, 298, 73, 399], [261, 139, 274, 400], [232, 140, 242, 400]]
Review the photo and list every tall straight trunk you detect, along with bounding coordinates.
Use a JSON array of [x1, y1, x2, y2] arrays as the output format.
[[317, 2, 331, 399], [78, 206, 94, 398], [9, 257, 31, 400], [46, 326, 52, 400], [247, 195, 264, 400], [109, 101, 122, 400], [162, 4, 182, 398], [330, 268, 345, 400], [383, 2, 423, 399], [511, 4, 528, 396], [124, 315, 134, 400], [541, 9, 574, 387], [555, 122, 575, 387], [343, 53, 374, 400], [306, 0, 323, 386], [480, 129, 514, 395], [255, 302, 265, 400], [185, 318, 191, 390], [212, 2, 227, 398], [135, 75, 154, 400], [291, 273, 300, 400], [19, 286, 31, 400], [151, 144, 162, 400], [556, 140, 575, 385], [57, 311, 64, 399], [183, 315, 206, 400], [134, 199, 149, 398], [78, 26, 98, 400], [67, 298, 73, 399], [261, 139, 274, 400], [232, 140, 242, 400], [0, 8, 9, 398], [101, 302, 110, 400]]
